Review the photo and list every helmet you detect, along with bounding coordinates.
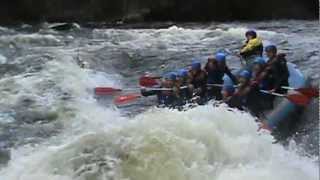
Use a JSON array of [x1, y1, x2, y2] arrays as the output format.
[[265, 45, 277, 53], [164, 72, 177, 81], [222, 85, 235, 94], [215, 53, 226, 62], [177, 69, 188, 78], [245, 30, 257, 38], [253, 57, 266, 65], [239, 70, 252, 79], [191, 59, 201, 70]]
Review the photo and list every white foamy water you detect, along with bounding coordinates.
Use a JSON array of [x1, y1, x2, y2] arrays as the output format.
[[0, 54, 6, 64], [0, 33, 63, 48], [0, 104, 318, 180], [0, 21, 318, 180]]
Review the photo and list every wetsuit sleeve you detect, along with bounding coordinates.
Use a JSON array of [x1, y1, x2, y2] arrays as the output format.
[[225, 67, 238, 84]]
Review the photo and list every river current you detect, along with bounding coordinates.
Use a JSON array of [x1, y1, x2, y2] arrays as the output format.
[[0, 21, 318, 180]]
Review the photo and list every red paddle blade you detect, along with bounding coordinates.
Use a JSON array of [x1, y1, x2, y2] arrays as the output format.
[[114, 94, 141, 105], [258, 122, 272, 132], [95, 87, 122, 95], [139, 76, 160, 87], [286, 93, 311, 106], [296, 88, 319, 98]]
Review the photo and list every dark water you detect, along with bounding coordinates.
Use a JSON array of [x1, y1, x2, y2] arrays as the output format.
[[0, 21, 318, 179]]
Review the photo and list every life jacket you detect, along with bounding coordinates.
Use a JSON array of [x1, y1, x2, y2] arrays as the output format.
[[226, 84, 250, 110], [252, 67, 271, 90], [227, 94, 246, 110], [179, 83, 192, 101], [190, 70, 207, 98], [262, 54, 289, 93], [205, 65, 224, 85], [240, 37, 263, 59], [191, 70, 207, 89], [157, 93, 177, 106]]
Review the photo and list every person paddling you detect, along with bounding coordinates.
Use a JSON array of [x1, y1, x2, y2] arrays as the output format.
[[205, 53, 237, 100], [254, 45, 289, 94], [239, 30, 264, 70], [250, 57, 275, 110], [221, 84, 236, 103], [141, 72, 180, 108], [264, 45, 289, 94], [176, 68, 193, 103], [250, 57, 268, 89], [189, 59, 208, 104], [226, 70, 252, 110], [226, 70, 264, 116], [227, 59, 272, 115]]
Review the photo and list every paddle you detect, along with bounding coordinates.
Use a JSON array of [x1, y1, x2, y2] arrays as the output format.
[[258, 121, 272, 132], [95, 87, 172, 95], [260, 90, 310, 106], [139, 76, 161, 87], [239, 56, 246, 67], [113, 86, 189, 105], [95, 87, 122, 95], [114, 93, 142, 105], [207, 84, 224, 87], [207, 84, 239, 88], [223, 48, 245, 66], [282, 86, 319, 98]]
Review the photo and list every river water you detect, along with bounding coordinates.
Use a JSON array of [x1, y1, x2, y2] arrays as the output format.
[[0, 21, 319, 180]]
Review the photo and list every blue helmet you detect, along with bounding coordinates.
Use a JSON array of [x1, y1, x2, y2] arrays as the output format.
[[177, 69, 188, 78], [191, 59, 201, 70], [239, 70, 252, 79], [164, 72, 177, 81], [245, 30, 257, 38], [254, 57, 266, 65], [215, 53, 226, 62], [222, 85, 235, 94], [265, 45, 277, 53]]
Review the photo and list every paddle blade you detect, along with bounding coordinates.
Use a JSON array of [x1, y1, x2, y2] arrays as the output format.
[[258, 121, 272, 132], [296, 88, 319, 98], [95, 87, 122, 95], [139, 76, 160, 87], [286, 93, 311, 106], [114, 94, 141, 105]]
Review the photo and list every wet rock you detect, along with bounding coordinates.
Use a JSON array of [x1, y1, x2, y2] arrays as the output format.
[[48, 23, 80, 31]]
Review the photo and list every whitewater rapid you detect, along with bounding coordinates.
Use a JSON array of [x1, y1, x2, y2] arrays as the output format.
[[0, 21, 319, 179], [1, 104, 318, 180]]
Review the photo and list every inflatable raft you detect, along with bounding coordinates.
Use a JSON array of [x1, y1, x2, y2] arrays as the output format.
[[224, 62, 308, 131]]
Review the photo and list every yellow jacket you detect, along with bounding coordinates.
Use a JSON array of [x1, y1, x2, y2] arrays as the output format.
[[240, 37, 263, 54]]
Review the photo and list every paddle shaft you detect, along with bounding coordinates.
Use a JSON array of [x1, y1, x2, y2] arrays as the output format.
[[260, 90, 285, 97]]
